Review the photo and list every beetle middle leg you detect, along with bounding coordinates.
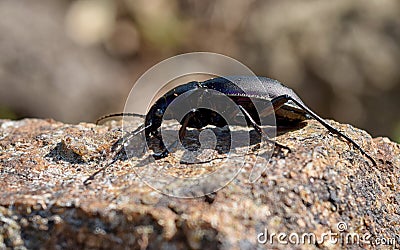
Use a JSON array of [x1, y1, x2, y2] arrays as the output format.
[[238, 105, 291, 152], [178, 109, 198, 141]]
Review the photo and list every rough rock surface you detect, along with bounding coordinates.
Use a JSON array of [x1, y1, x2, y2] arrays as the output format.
[[0, 118, 399, 249]]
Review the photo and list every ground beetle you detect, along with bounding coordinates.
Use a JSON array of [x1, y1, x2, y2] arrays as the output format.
[[84, 76, 376, 184]]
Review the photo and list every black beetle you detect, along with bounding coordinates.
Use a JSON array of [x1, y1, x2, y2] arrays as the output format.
[[84, 76, 376, 184]]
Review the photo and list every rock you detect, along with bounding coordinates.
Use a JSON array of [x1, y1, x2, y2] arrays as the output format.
[[0, 118, 399, 249]]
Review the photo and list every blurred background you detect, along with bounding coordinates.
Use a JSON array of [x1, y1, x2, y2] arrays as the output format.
[[0, 0, 399, 142]]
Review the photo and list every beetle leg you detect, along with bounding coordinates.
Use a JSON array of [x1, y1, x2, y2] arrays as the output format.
[[150, 110, 196, 159], [150, 130, 162, 142], [149, 110, 199, 159], [84, 123, 151, 185], [271, 95, 376, 166], [148, 130, 170, 159], [179, 109, 197, 141], [238, 105, 291, 152], [111, 123, 150, 152], [152, 150, 169, 159]]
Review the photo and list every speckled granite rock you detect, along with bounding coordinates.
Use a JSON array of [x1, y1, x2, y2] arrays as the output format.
[[0, 118, 399, 249]]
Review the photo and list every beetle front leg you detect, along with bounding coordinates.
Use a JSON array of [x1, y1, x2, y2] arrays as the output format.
[[84, 123, 151, 185], [151, 110, 198, 159], [149, 130, 170, 159]]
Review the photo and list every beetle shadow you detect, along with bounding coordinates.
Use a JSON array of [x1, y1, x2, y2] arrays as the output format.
[[45, 141, 85, 164], [118, 121, 309, 169], [125, 127, 271, 168], [276, 121, 308, 136]]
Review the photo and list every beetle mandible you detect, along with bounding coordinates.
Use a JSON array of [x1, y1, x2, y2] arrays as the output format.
[[84, 76, 376, 184]]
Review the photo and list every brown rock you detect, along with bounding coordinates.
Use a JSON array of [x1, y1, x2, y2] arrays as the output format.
[[0, 118, 399, 249]]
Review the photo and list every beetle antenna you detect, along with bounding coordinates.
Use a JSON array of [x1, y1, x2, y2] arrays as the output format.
[[96, 112, 145, 125], [286, 96, 377, 166]]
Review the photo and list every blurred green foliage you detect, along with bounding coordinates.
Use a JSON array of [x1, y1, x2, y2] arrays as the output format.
[[393, 122, 400, 143], [0, 106, 17, 120]]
